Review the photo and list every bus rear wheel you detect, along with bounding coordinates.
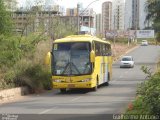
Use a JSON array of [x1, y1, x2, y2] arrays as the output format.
[[60, 88, 66, 93], [105, 72, 110, 86]]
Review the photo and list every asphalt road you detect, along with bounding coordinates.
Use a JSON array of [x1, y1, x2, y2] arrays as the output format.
[[0, 45, 160, 120]]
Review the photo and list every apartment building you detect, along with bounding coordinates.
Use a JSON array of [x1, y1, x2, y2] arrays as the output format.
[[112, 0, 147, 30], [112, 0, 125, 30], [95, 14, 102, 35], [80, 8, 94, 28], [12, 10, 61, 35], [132, 0, 140, 29], [102, 1, 112, 36], [66, 8, 78, 16]]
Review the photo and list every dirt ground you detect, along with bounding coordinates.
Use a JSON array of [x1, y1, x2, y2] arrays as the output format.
[[112, 43, 136, 61]]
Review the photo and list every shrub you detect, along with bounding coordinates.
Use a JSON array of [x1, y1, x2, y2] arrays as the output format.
[[0, 35, 22, 69], [124, 67, 160, 115], [138, 72, 160, 115], [4, 62, 52, 93], [125, 96, 150, 115]]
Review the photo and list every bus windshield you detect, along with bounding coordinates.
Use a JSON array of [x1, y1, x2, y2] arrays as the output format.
[[52, 42, 91, 76]]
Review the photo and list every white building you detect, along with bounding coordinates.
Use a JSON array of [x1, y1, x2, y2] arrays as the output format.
[[112, 0, 147, 30], [112, 0, 125, 30], [124, 0, 132, 30], [95, 14, 102, 35], [139, 0, 147, 29], [102, 1, 112, 35]]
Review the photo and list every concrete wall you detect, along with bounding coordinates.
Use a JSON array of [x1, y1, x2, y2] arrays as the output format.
[[0, 87, 29, 102]]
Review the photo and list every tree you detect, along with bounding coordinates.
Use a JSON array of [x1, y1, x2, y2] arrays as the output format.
[[145, 0, 160, 31], [0, 0, 12, 35]]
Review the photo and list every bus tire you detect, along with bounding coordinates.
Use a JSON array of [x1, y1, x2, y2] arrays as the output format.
[[105, 72, 110, 86], [93, 84, 97, 91], [105, 82, 109, 86], [93, 76, 98, 91], [60, 88, 66, 93], [108, 72, 110, 81]]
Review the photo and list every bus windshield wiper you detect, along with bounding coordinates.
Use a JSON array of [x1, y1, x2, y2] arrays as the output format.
[[71, 62, 81, 74], [62, 63, 70, 74], [62, 62, 81, 75]]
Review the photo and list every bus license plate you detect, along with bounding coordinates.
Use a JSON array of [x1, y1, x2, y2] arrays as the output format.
[[68, 84, 75, 88]]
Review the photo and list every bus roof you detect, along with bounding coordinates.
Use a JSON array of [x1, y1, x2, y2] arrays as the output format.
[[53, 34, 110, 44]]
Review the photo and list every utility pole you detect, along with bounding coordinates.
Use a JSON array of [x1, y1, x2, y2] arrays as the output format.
[[77, 3, 80, 34], [113, 15, 116, 46], [89, 9, 91, 34]]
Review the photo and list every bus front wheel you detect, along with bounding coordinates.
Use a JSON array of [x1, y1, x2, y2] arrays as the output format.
[[92, 76, 98, 91], [93, 84, 97, 91]]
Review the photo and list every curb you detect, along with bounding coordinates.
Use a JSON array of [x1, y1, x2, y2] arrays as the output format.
[[0, 87, 29, 104]]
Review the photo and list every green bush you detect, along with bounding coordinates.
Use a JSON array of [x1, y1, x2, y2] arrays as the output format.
[[0, 35, 22, 69], [124, 67, 160, 116], [3, 63, 52, 92], [139, 72, 160, 115], [125, 96, 150, 115]]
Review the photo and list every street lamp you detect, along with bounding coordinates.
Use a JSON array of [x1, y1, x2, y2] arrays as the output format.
[[77, 0, 100, 34]]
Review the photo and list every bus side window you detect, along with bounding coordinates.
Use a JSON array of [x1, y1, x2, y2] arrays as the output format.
[[95, 42, 100, 56], [106, 44, 111, 56], [101, 43, 105, 56]]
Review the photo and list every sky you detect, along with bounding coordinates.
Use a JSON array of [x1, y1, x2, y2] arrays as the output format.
[[17, 0, 111, 13], [57, 0, 111, 13]]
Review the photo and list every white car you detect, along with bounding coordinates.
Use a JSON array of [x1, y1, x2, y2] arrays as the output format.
[[141, 40, 148, 46], [120, 56, 134, 68]]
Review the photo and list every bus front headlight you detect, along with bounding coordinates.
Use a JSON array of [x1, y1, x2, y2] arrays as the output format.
[[80, 78, 91, 82], [53, 80, 62, 82]]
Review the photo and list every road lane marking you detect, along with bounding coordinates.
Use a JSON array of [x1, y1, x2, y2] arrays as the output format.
[[39, 107, 57, 114], [70, 97, 81, 102]]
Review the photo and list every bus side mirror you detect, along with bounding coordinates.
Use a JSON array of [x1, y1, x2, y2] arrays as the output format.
[[45, 52, 51, 65], [90, 50, 95, 63]]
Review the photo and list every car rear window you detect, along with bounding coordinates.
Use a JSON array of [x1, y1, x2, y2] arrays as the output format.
[[122, 57, 132, 61]]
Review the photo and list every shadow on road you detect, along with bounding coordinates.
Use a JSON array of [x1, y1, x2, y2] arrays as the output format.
[[56, 89, 91, 95]]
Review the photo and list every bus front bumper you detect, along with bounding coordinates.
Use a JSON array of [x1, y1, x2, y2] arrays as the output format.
[[53, 82, 94, 89]]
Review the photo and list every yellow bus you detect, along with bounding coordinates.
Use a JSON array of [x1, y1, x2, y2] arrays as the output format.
[[46, 34, 112, 93]]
